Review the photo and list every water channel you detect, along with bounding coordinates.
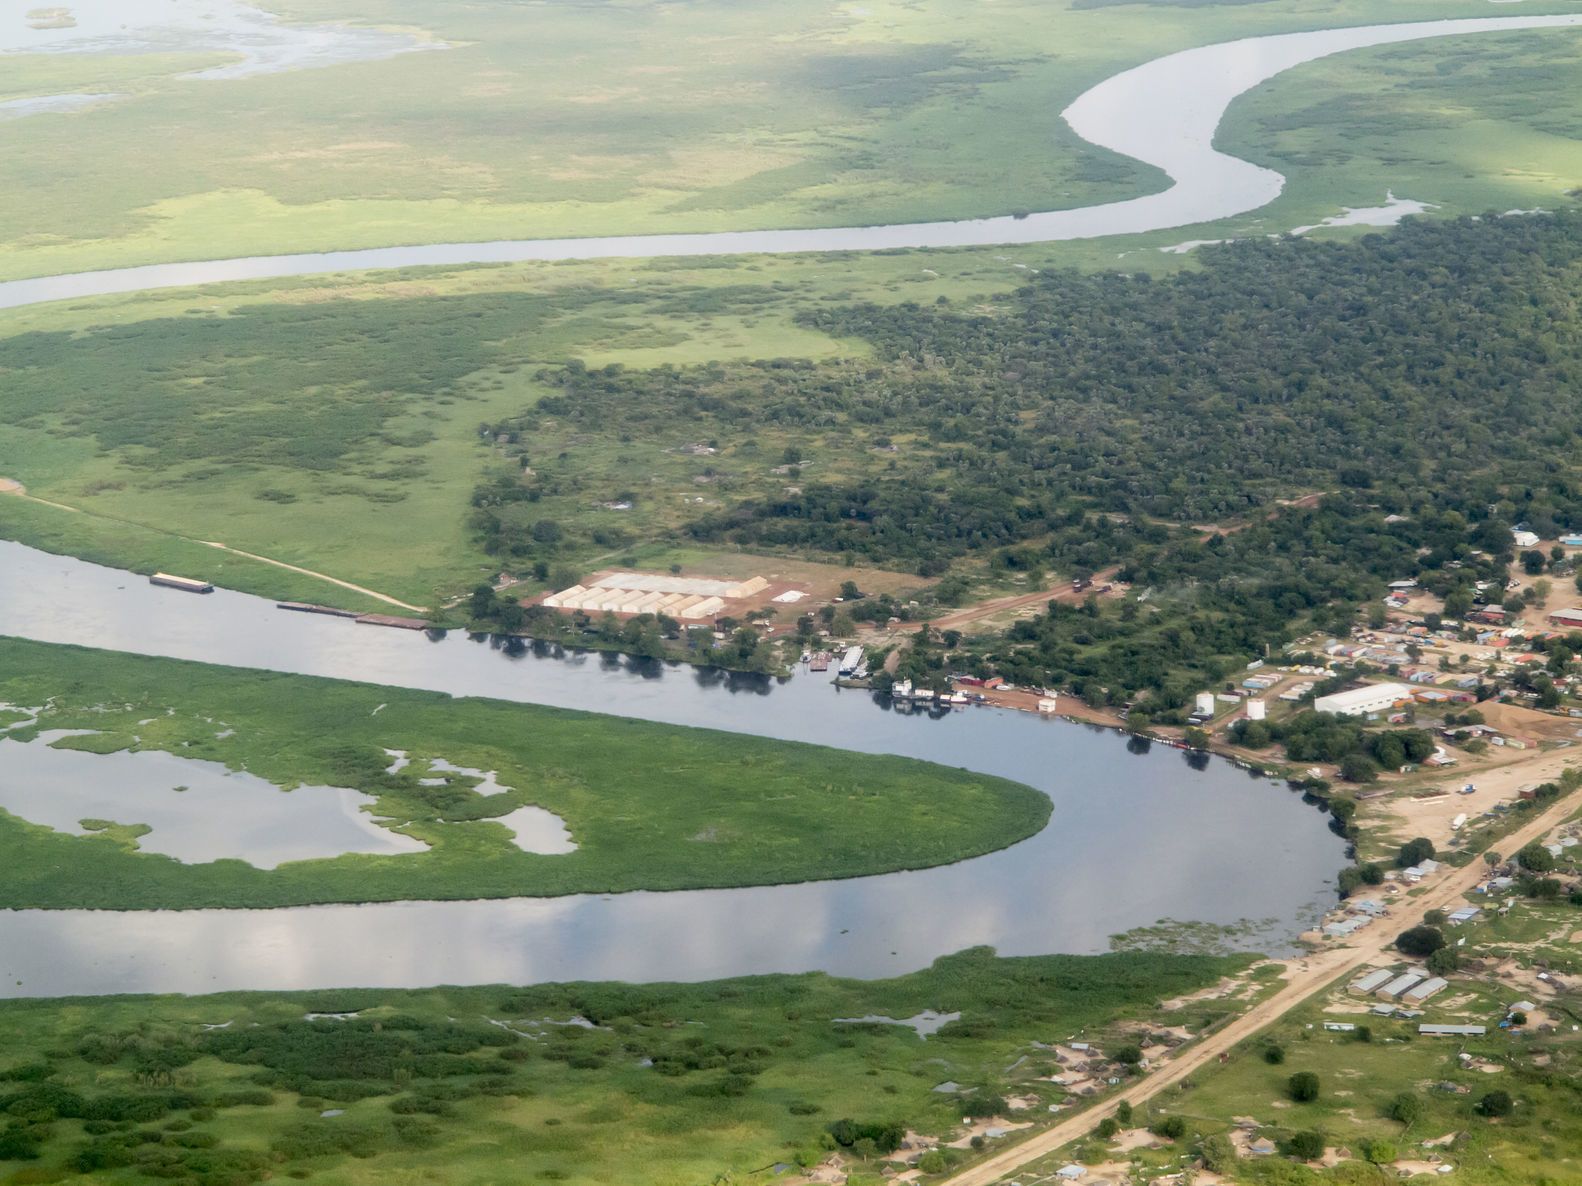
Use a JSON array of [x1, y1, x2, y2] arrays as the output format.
[[0, 542, 1345, 997], [1, 15, 1579, 311]]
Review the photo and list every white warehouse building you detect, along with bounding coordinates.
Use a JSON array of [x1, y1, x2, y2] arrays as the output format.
[[1313, 682, 1413, 718]]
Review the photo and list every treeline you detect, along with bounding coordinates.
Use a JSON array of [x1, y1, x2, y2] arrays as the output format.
[[473, 212, 1582, 694], [1230, 711, 1436, 782]]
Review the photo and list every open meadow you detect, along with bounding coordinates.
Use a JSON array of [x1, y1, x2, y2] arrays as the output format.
[[2, 0, 1580, 280]]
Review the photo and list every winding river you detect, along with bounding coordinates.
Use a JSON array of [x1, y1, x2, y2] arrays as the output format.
[[0, 542, 1344, 997], [2, 15, 1581, 311]]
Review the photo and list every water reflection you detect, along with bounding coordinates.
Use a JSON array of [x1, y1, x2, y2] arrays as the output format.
[[0, 542, 1344, 997]]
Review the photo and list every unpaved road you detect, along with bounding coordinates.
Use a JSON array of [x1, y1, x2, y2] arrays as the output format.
[[929, 569, 1121, 633], [0, 480, 422, 611], [197, 541, 424, 612], [942, 786, 1582, 1186]]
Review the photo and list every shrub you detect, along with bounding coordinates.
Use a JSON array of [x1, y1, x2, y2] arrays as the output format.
[[1286, 1129, 1325, 1160], [1397, 838, 1436, 868], [1361, 1137, 1397, 1164], [1396, 925, 1446, 958], [1288, 1072, 1320, 1102], [1477, 1090, 1513, 1117], [1517, 844, 1555, 873], [1151, 1115, 1187, 1141], [1096, 1117, 1118, 1139], [1387, 1091, 1423, 1126], [1263, 1045, 1286, 1065]]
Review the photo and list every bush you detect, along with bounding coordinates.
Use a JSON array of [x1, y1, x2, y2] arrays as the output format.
[[1263, 1044, 1286, 1065], [1288, 1072, 1320, 1102], [1517, 844, 1555, 873], [918, 1150, 946, 1174], [1286, 1129, 1325, 1160], [1111, 1044, 1143, 1066], [1388, 1092, 1423, 1126], [1396, 925, 1446, 958], [1361, 1137, 1397, 1164], [1151, 1115, 1187, 1141], [1096, 1117, 1118, 1139], [1397, 838, 1436, 868], [1477, 1090, 1513, 1117]]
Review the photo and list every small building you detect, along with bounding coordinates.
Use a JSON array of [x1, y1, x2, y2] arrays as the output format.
[[1560, 534, 1582, 548], [1548, 608, 1582, 630], [1513, 529, 1541, 548], [1350, 969, 1394, 995], [1323, 1022, 1356, 1032], [1420, 1024, 1486, 1037], [1313, 682, 1414, 718], [1403, 977, 1449, 1004], [1377, 972, 1424, 1001], [1055, 1165, 1086, 1181]]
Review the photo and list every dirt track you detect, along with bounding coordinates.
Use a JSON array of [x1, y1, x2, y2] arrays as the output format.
[[928, 569, 1121, 632], [942, 787, 1582, 1186]]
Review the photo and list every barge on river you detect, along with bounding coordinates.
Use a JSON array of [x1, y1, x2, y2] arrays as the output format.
[[149, 572, 214, 594]]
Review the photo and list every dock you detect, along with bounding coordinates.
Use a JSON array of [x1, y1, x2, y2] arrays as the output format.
[[354, 613, 430, 631], [277, 602, 359, 619]]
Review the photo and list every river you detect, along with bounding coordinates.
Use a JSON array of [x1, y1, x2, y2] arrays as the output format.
[[0, 542, 1345, 997], [1, 15, 1579, 310]]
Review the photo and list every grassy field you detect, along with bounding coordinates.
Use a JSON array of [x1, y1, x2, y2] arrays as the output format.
[[1217, 28, 1582, 237], [0, 948, 1253, 1186], [0, 637, 1050, 909], [0, 0, 1573, 281]]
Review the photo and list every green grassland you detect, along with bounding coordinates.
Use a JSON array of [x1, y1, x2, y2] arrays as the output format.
[[1216, 30, 1582, 236], [1, 0, 1576, 280], [0, 637, 1050, 909], [0, 948, 1252, 1186]]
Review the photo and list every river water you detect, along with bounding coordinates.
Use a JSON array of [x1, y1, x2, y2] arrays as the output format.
[[0, 542, 1344, 997], [1, 15, 1578, 310]]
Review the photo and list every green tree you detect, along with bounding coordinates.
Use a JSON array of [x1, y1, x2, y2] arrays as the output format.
[[1263, 1044, 1286, 1065], [1426, 946, 1460, 976], [1287, 1072, 1320, 1102], [1388, 1092, 1423, 1126], [1396, 926, 1446, 958], [1477, 1090, 1513, 1117], [1151, 1116, 1187, 1141], [1286, 1130, 1325, 1159], [1397, 837, 1436, 867], [1197, 1133, 1235, 1173], [1517, 843, 1555, 873]]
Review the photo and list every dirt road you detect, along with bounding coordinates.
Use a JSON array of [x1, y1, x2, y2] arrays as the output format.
[[928, 570, 1121, 633], [942, 788, 1582, 1186], [197, 541, 424, 612]]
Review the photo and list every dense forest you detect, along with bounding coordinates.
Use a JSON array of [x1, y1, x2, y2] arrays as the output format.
[[474, 212, 1582, 699]]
